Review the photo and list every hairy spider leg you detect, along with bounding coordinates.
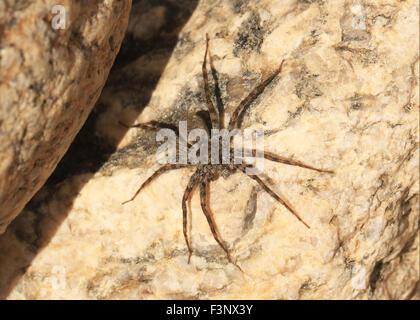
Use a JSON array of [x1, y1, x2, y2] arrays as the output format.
[[228, 59, 285, 130], [203, 34, 220, 130], [199, 180, 232, 261], [238, 165, 310, 229], [243, 149, 334, 173], [182, 169, 202, 263], [199, 179, 244, 272], [119, 120, 178, 133], [207, 41, 225, 129], [122, 164, 189, 205], [119, 120, 191, 149]]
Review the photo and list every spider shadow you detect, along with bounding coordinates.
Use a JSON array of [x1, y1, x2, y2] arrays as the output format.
[[0, 0, 199, 299]]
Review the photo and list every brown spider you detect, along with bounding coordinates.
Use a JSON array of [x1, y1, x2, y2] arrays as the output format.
[[121, 34, 333, 267]]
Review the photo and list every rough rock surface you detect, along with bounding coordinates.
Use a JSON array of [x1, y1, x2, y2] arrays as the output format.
[[0, 0, 132, 233], [0, 0, 418, 299]]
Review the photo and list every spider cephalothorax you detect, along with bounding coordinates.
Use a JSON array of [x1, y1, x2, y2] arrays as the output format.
[[121, 34, 333, 267]]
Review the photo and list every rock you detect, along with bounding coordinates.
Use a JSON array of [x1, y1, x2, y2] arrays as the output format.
[[0, 0, 418, 299], [0, 1, 132, 233]]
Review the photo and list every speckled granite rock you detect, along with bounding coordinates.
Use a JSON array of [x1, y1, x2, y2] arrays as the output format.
[[0, 0, 132, 233], [0, 0, 418, 299]]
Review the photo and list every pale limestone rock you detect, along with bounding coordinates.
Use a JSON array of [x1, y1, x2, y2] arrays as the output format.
[[0, 1, 132, 233], [0, 0, 418, 299]]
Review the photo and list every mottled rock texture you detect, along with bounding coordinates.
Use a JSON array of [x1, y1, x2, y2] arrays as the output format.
[[0, 0, 418, 299], [0, 0, 132, 233]]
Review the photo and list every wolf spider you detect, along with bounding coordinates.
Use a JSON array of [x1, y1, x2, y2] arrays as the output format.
[[121, 34, 333, 267]]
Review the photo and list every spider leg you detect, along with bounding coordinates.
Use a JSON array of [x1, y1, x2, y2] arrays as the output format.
[[122, 164, 188, 205], [199, 180, 233, 262], [244, 149, 334, 173], [208, 43, 225, 129], [238, 165, 310, 229], [202, 33, 219, 129], [182, 169, 201, 263], [199, 179, 244, 272], [119, 120, 177, 132], [119, 120, 191, 148], [228, 60, 285, 130]]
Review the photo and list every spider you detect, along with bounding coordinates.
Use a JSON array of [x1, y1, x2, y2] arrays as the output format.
[[120, 34, 333, 267]]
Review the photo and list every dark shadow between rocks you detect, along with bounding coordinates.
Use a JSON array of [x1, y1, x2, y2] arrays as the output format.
[[0, 0, 199, 299]]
